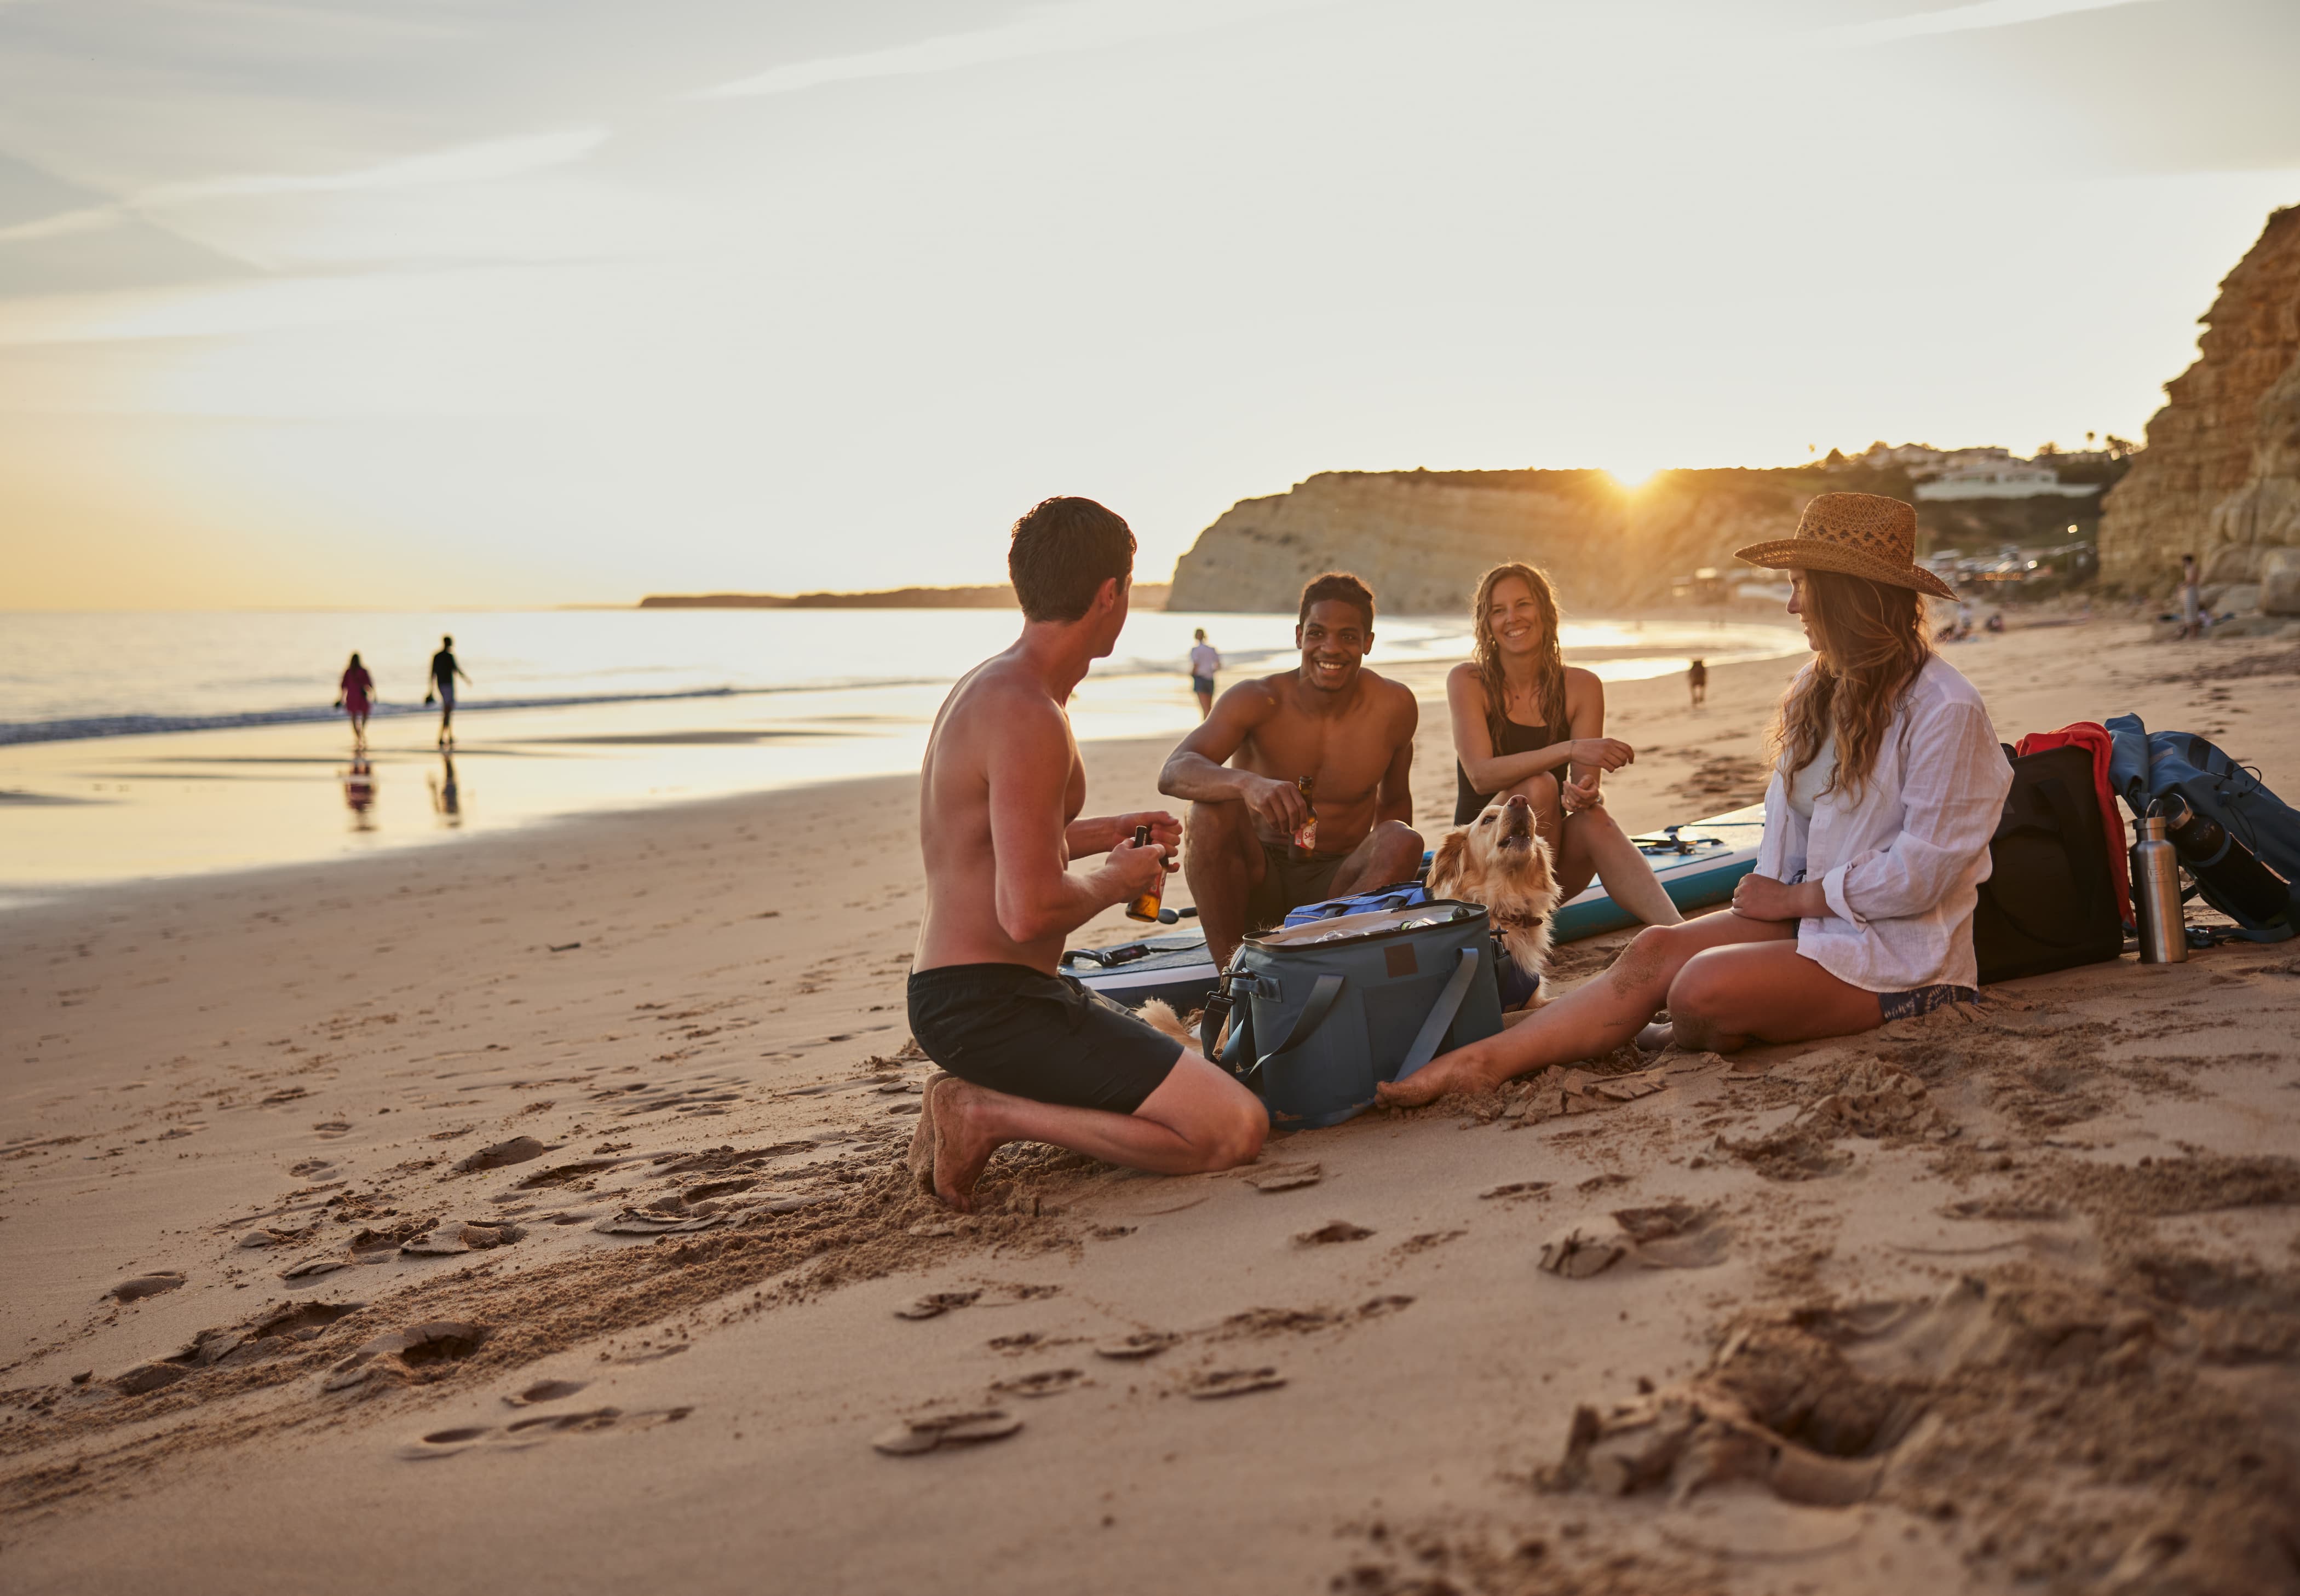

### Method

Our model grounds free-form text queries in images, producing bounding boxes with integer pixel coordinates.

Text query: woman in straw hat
[1381,494,2010,1105]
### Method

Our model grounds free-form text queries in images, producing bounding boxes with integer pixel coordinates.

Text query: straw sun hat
[1734,493,1956,601]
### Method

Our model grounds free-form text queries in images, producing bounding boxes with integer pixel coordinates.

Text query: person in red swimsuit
[336,652,375,749]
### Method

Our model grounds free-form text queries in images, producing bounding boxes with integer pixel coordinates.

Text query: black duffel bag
[1973,742,2125,984]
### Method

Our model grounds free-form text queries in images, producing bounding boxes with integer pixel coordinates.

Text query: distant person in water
[1687,657,1707,711]
[1188,628,1221,717]
[335,652,375,749]
[425,635,472,747]
[1448,563,1682,934]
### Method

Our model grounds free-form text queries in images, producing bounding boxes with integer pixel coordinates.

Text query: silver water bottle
[2130,809,2187,964]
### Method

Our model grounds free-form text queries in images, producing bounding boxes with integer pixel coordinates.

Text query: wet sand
[3,615,2297,1595]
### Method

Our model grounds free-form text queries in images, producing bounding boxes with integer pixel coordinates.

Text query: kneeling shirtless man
[909,497,1268,1212]
[1160,572,1425,971]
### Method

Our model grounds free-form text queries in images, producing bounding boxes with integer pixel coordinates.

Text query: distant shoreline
[638,583,1173,610]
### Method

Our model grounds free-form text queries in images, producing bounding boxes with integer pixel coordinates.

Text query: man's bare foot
[929,1078,1008,1213]
[1375,1046,1512,1108]
[905,1071,949,1194]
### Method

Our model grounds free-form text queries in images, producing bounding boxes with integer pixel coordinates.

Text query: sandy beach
[4,614,2298,1595]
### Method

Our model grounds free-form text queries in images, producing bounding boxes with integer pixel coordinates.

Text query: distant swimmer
[1188,628,1221,718]
[425,635,472,747]
[1688,656,1707,711]
[335,652,375,748]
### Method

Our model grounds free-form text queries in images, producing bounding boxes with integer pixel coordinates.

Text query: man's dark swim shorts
[1244,840,1346,934]
[907,964,1183,1115]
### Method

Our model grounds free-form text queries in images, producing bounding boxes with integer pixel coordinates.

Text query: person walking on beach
[1160,573,1427,972]
[425,635,471,747]
[1382,494,2010,1107]
[334,652,375,750]
[1447,563,1683,937]
[1188,629,1221,717]
[1687,656,1707,711]
[906,497,1267,1213]
[2178,552,2203,639]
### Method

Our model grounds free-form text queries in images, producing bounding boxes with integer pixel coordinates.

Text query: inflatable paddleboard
[1550,803,1767,943]
[1062,931,1221,1013]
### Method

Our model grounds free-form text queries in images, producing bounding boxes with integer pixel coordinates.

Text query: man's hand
[1240,774,1309,835]
[1569,737,1635,771]
[1561,772,1604,813]
[1731,873,1823,922]
[1110,810,1182,860]
[1107,832,1171,897]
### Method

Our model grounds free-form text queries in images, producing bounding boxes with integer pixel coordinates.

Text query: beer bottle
[1125,823,1165,923]
[1292,777,1318,854]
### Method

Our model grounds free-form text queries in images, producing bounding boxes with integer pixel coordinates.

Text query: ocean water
[0,608,1803,898]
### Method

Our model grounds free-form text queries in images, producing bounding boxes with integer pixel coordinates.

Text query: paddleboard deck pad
[1062,932,1221,1015]
[1551,803,1766,943]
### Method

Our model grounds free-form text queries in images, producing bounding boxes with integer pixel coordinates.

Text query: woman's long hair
[347,652,363,670]
[1769,569,1933,801]
[1470,563,1567,750]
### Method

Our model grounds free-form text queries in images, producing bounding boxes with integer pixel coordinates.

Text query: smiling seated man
[1159,572,1425,972]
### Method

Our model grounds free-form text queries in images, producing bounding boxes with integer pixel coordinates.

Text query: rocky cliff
[1166,468,1816,615]
[2100,206,2300,602]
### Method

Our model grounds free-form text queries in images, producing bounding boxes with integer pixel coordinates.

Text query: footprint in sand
[505,1379,589,1407]
[110,1271,185,1302]
[871,1409,1022,1456]
[452,1136,551,1175]
[1293,1222,1375,1247]
[1183,1367,1286,1399]
[312,1121,353,1140]
[1094,1332,1181,1361]
[324,1321,492,1391]
[1479,1181,1553,1201]
[895,1290,982,1321]
[990,1368,1084,1399]
[1243,1163,1323,1193]
[400,1406,691,1461]
[1539,1205,1730,1278]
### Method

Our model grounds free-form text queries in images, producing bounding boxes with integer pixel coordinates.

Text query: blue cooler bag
[1197,900,1504,1130]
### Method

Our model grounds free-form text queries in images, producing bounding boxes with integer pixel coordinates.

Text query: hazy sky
[2,0,2296,608]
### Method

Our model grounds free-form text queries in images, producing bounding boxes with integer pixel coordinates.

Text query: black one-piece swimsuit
[1453,718,1569,825]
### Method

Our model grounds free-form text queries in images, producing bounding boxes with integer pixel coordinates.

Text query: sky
[1,0,2296,609]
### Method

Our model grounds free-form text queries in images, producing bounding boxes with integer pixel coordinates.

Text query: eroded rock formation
[2100,205,2300,602]
[1167,469,1810,615]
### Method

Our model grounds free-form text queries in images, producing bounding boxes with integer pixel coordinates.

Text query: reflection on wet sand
[428,751,462,827]
[341,758,376,830]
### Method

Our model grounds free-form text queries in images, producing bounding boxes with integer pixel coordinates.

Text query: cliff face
[1166,469,1813,616]
[2100,206,2300,597]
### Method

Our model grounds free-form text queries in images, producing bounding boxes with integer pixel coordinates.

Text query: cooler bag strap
[1392,945,1481,1085]
[1257,975,1347,1068]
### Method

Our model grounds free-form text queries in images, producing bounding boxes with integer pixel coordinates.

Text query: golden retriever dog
[1427,792,1559,1009]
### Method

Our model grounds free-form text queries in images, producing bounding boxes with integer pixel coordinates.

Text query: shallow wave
[0,686,775,746]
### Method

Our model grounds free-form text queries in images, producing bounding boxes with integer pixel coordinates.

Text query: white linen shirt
[1754,654,2011,993]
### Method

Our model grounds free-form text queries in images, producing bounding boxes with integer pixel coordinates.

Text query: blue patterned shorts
[1877,983,1977,1021]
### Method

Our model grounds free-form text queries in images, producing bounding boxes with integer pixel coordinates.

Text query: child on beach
[1688,657,1707,710]
[1188,629,1220,717]
[335,652,375,749]
[1381,494,2010,1105]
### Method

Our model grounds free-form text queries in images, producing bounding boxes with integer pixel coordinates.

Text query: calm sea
[0,608,1802,898]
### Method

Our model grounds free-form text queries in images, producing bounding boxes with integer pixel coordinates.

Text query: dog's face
[1429,794,1558,975]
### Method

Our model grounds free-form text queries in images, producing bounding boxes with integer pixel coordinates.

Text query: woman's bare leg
[927,1051,1267,1212]
[1377,913,1795,1104]
[1664,941,1883,1052]
[1557,805,1684,927]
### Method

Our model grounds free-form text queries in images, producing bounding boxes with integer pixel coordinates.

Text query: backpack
[1280,880,1433,927]
[1972,742,2127,983]
[2105,715,2300,939]
[2013,722,2132,926]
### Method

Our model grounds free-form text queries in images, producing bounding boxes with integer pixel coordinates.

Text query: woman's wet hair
[1770,569,1932,802]
[1469,563,1567,750]
[1008,497,1136,623]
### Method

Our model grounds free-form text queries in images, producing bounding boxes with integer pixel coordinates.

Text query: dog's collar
[1490,911,1546,937]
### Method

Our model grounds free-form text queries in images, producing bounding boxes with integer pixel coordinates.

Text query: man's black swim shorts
[907,963,1185,1115]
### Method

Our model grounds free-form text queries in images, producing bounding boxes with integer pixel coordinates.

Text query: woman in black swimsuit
[1446,563,1682,924]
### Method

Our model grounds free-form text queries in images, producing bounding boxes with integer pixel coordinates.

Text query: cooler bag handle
[1256,975,1347,1073]
[1391,945,1482,1085]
